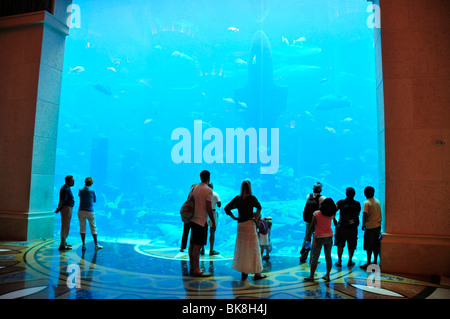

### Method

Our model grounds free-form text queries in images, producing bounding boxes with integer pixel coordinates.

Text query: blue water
[54,0,379,257]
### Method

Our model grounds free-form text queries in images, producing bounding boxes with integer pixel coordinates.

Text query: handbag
[180,195,195,223]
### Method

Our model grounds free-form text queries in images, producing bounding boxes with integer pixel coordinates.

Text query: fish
[144,119,153,124]
[235,58,247,67]
[281,36,289,46]
[68,66,85,74]
[293,36,306,45]
[234,30,288,128]
[315,94,351,110]
[223,97,235,104]
[107,67,117,72]
[227,27,239,32]
[237,101,248,109]
[103,193,123,209]
[93,83,112,96]
[171,51,196,62]
[325,126,336,134]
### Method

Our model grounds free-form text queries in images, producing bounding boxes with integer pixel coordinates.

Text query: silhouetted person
[55,175,75,251]
[334,187,361,267]
[78,177,102,251]
[189,171,215,277]
[300,182,325,263]
[360,186,382,270]
[180,184,197,252]
[304,198,337,282]
[225,180,266,281]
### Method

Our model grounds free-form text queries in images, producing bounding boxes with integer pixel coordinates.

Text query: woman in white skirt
[225,180,266,281]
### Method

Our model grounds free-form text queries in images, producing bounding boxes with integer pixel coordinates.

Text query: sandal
[253,274,267,280]
[192,271,211,277]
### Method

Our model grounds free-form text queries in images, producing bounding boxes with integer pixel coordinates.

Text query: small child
[257,216,273,260]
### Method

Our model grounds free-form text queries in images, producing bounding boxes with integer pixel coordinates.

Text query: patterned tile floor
[1,237,449,301]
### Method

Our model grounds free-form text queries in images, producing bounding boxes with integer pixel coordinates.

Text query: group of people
[182,172,382,283]
[56,171,382,283]
[300,182,382,282]
[55,175,102,252]
[182,170,271,280]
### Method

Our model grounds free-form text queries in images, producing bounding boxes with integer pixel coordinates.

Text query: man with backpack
[300,182,325,263]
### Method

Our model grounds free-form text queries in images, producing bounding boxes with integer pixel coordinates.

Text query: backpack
[303,193,321,223]
[180,186,196,223]
[256,218,269,235]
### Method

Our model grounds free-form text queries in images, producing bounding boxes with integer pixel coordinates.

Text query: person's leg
[348,248,355,265]
[300,223,311,262]
[336,246,343,266]
[60,206,72,249]
[373,227,381,264]
[323,237,333,281]
[78,210,86,249]
[305,239,322,281]
[80,233,86,246]
[181,223,190,251]
[189,223,210,277]
[87,212,102,250]
[209,227,217,254]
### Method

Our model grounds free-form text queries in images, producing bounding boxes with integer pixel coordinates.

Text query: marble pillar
[0,1,72,240]
[377,0,450,275]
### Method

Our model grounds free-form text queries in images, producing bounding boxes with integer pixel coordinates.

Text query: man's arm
[206,200,215,228]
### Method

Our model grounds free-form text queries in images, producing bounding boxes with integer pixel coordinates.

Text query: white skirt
[232,220,263,274]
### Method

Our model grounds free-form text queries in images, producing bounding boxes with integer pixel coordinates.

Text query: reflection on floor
[1,237,449,300]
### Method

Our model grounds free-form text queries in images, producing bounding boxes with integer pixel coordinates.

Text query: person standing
[207,182,221,256]
[300,182,325,263]
[334,187,361,267]
[180,184,197,252]
[304,198,337,282]
[55,175,75,251]
[189,171,215,277]
[225,180,266,281]
[360,186,382,270]
[78,177,102,251]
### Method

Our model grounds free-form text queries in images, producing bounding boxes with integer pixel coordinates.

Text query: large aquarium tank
[54,0,379,257]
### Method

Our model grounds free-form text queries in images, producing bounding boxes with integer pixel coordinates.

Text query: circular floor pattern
[0,239,449,300]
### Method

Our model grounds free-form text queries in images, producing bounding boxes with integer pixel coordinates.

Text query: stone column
[0,1,72,240]
[377,0,450,275]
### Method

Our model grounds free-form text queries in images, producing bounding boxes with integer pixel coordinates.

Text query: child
[257,216,273,260]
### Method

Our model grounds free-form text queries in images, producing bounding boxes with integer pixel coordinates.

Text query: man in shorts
[360,186,382,270]
[189,170,215,277]
[334,187,361,267]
